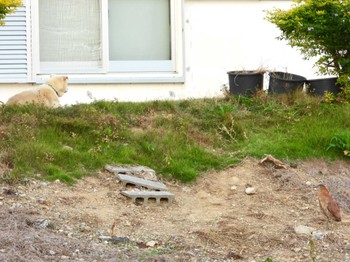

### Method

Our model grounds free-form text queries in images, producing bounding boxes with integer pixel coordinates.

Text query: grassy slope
[0,93,349,184]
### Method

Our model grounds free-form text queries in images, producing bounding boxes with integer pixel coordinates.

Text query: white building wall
[0,0,320,105]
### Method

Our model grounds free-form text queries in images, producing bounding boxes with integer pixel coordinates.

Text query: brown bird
[315,184,341,227]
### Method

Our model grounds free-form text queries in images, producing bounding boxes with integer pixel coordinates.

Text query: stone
[62,145,73,151]
[98,236,112,241]
[245,187,256,195]
[312,231,326,240]
[110,236,129,244]
[292,247,301,253]
[38,198,52,206]
[36,219,51,229]
[146,240,158,247]
[294,225,314,236]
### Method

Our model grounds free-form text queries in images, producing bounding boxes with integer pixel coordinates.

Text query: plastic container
[268,72,306,94]
[306,77,340,96]
[227,71,264,96]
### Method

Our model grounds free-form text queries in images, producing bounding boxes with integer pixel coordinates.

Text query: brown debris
[259,154,289,169]
[2,186,16,195]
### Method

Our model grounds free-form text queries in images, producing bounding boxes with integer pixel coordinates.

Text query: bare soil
[1,158,350,262]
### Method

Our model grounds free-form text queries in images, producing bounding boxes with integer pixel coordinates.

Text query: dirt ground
[1,157,350,262]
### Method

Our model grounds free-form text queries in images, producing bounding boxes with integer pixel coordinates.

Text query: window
[109,0,172,72]
[35,0,182,78]
[39,0,102,72]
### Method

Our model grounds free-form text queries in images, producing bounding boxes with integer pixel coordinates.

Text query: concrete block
[121,190,175,205]
[105,164,156,177]
[116,173,167,191]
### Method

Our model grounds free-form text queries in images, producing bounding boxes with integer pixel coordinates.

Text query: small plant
[327,133,350,157]
[323,91,337,104]
[309,239,317,262]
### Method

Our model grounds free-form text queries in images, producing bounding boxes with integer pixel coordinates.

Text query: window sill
[35,72,185,84]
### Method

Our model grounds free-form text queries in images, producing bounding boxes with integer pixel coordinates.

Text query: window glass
[39,0,101,70]
[38,0,173,73]
[108,0,171,61]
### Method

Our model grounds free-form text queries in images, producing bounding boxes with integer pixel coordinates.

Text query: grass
[0,91,349,184]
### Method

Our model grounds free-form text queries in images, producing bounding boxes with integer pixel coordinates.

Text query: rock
[78,223,91,233]
[146,240,158,247]
[98,236,112,242]
[10,203,22,209]
[290,162,298,168]
[294,225,314,236]
[110,236,129,244]
[230,185,237,191]
[37,198,52,206]
[62,145,73,151]
[245,187,255,195]
[312,230,326,240]
[36,219,52,229]
[292,247,301,253]
[48,250,56,255]
[40,182,49,188]
[17,191,26,197]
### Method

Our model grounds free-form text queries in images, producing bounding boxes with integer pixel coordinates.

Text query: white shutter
[0,6,28,83]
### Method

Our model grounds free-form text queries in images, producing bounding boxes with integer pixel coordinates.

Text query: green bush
[0,0,22,25]
[266,0,350,89]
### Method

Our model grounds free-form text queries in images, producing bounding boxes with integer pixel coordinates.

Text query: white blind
[108,0,171,61]
[0,6,27,82]
[39,0,101,63]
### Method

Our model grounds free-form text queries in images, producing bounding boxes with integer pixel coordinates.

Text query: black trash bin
[268,72,306,94]
[227,71,264,96]
[306,77,341,96]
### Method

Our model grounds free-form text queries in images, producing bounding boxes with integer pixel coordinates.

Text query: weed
[310,239,317,262]
[327,133,350,157]
[139,247,175,261]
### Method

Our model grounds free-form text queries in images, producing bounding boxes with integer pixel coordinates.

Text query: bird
[315,184,341,227]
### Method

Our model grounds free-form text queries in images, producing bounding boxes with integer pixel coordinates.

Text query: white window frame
[31,0,184,83]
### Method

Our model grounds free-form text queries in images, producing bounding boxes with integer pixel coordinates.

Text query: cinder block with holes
[105,164,156,176]
[116,173,167,191]
[121,190,175,205]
